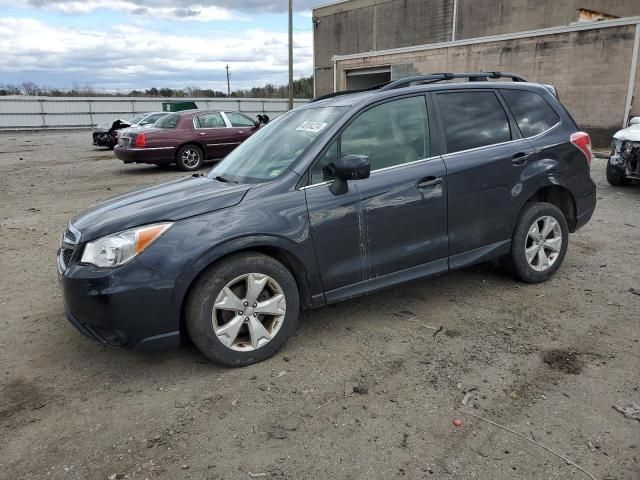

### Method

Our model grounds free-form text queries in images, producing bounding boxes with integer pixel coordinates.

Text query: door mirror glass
[329,155,370,195]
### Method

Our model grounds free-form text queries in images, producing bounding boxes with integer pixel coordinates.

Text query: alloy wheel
[212,273,286,351]
[525,215,562,272]
[181,148,201,168]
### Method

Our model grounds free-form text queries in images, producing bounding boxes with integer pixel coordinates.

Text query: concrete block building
[312,0,640,145]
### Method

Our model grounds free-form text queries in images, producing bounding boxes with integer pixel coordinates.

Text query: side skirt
[324,258,448,304]
[448,239,511,271]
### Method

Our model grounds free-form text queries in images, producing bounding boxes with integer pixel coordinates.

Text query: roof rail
[379,72,528,91]
[311,82,388,103]
[310,72,529,102]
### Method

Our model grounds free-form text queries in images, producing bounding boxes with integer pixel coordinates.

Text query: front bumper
[114,145,175,164]
[59,255,187,351]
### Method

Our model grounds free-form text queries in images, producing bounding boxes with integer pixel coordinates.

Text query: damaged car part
[92,112,167,150]
[608,117,640,186]
[92,119,132,150]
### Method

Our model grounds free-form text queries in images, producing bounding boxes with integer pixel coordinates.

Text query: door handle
[511,151,532,166]
[417,176,442,189]
[198,132,206,136]
[236,131,245,134]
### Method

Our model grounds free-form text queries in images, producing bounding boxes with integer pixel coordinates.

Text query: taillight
[570,131,592,166]
[134,133,146,148]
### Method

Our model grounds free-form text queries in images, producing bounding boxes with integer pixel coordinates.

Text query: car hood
[613,124,640,142]
[71,176,252,242]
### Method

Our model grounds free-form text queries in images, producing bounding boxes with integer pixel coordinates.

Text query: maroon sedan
[114,109,260,171]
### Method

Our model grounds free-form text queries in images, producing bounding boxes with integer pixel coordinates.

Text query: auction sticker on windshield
[296,121,328,133]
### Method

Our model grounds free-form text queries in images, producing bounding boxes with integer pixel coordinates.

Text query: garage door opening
[345,67,391,90]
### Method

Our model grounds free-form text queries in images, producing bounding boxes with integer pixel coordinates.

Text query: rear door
[193,112,237,158]
[433,90,533,266]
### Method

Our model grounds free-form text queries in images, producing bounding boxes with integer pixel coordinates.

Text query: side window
[308,96,429,184]
[225,112,256,127]
[341,96,429,171]
[140,113,163,125]
[194,112,225,129]
[437,92,512,153]
[501,89,560,137]
[310,141,338,185]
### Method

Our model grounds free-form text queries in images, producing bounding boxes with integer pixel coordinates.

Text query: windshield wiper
[215,175,239,184]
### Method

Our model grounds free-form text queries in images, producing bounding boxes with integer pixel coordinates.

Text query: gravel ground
[0,129,639,480]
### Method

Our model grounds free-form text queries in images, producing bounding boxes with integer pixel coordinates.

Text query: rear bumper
[61,258,186,351]
[567,172,597,231]
[114,145,175,164]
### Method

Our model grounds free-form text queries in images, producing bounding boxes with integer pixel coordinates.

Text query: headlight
[81,222,173,268]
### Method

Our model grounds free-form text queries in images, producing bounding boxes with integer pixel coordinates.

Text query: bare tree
[21,81,39,96]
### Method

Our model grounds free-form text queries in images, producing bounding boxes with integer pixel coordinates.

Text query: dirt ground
[0,129,638,480]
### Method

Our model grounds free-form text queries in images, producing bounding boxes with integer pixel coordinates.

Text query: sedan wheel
[176,145,203,171]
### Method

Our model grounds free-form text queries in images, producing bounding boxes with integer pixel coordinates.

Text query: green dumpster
[162,101,198,112]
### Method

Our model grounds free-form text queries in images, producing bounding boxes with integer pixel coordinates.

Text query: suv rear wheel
[503,202,569,283]
[185,252,300,366]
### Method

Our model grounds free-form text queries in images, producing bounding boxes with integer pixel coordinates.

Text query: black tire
[502,202,569,284]
[185,252,300,367]
[606,158,630,186]
[176,144,203,171]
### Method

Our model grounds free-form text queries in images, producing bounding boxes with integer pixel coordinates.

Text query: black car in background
[59,72,596,366]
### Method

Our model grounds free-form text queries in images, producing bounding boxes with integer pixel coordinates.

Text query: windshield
[128,113,146,125]
[156,113,180,129]
[208,106,347,184]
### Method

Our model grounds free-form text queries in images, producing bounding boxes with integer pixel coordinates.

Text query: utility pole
[225,64,231,97]
[288,0,293,110]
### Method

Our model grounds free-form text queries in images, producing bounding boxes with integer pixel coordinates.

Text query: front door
[305,95,448,301]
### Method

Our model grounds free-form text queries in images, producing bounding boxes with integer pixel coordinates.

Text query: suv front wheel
[503,202,569,283]
[185,252,300,366]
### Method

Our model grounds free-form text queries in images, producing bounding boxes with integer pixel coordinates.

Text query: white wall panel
[0,97,309,129]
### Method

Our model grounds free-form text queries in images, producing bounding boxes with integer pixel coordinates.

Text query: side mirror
[256,114,270,126]
[328,155,370,196]
[629,117,640,126]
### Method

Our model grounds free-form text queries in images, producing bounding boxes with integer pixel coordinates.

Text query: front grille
[62,247,74,266]
[59,223,81,274]
[58,246,75,273]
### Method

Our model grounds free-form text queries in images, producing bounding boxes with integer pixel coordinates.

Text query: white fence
[0,97,309,129]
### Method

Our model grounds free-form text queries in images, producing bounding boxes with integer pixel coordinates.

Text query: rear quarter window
[155,113,180,129]
[436,91,512,153]
[501,89,560,137]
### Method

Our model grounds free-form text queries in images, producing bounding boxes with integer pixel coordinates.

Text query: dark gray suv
[58,72,597,366]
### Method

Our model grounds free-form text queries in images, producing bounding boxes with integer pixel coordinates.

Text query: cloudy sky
[0,0,327,92]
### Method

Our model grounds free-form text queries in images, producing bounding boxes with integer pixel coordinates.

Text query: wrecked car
[608,117,640,186]
[92,112,166,149]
